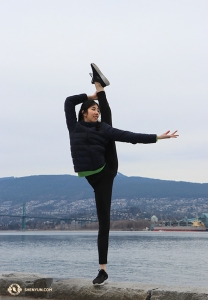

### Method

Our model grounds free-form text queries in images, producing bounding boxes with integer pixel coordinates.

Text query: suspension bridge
[0,202,97,230]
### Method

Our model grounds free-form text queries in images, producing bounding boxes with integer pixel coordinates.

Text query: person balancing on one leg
[64,63,179,285]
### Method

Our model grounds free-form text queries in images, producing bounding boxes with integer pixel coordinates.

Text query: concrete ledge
[0,273,208,300]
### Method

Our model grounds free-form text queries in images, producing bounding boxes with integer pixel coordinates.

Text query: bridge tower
[22,202,26,230]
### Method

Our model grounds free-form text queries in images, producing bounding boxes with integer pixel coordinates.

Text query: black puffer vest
[70,121,108,172]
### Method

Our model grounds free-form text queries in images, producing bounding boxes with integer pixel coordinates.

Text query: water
[0,231,208,288]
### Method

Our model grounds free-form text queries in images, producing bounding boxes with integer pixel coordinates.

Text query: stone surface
[0,296,54,300]
[0,273,208,300]
[151,290,208,300]
[50,278,148,300]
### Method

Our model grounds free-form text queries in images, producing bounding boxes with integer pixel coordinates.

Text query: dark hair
[78,100,100,121]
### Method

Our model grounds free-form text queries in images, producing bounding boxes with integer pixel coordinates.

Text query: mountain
[0,174,208,205]
[0,177,14,182]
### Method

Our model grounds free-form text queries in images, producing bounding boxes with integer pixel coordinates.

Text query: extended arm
[104,124,157,144]
[64,94,88,132]
[104,125,178,144]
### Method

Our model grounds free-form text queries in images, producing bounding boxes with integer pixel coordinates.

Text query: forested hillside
[0,174,207,204]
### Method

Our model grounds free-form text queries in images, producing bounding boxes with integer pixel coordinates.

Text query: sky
[0,0,207,183]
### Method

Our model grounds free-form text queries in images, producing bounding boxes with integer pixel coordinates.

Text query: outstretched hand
[158,130,179,140]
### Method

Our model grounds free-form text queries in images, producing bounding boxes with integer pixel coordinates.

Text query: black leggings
[86,91,118,264]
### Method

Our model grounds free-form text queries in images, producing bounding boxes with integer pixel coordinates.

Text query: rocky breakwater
[0,273,208,300]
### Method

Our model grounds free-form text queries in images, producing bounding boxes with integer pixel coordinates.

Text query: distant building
[200,213,208,229]
[151,215,158,223]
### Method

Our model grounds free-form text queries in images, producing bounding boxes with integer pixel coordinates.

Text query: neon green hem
[78,165,105,177]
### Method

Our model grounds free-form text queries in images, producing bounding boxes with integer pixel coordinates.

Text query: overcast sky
[0,0,207,183]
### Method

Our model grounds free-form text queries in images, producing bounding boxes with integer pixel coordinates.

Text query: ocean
[0,230,208,288]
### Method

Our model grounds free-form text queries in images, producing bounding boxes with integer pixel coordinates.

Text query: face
[83,105,100,122]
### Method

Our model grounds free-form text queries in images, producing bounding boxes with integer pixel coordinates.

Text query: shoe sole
[91,63,110,87]
[93,279,108,286]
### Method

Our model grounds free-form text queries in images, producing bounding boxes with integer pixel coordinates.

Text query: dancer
[64,63,178,285]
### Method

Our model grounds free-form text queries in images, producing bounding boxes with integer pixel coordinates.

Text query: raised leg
[95,86,118,176]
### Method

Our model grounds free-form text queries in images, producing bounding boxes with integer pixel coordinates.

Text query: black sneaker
[90,63,110,87]
[92,269,108,285]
